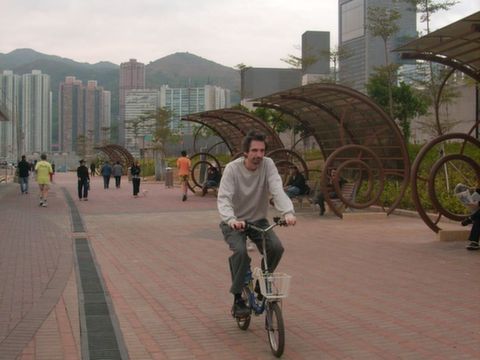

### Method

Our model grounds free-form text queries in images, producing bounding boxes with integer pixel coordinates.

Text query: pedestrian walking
[130,160,141,197]
[176,150,191,201]
[100,161,112,189]
[90,162,96,176]
[35,154,53,207]
[112,161,123,188]
[17,155,30,194]
[77,160,90,201]
[50,162,56,182]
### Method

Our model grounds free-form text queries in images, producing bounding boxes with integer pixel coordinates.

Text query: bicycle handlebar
[245,217,288,233]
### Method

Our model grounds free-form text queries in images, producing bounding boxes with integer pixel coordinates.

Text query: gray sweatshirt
[217,156,295,224]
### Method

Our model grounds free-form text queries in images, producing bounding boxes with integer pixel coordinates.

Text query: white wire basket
[252,267,292,299]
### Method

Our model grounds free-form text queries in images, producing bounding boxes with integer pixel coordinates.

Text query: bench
[292,178,318,208]
[327,182,359,214]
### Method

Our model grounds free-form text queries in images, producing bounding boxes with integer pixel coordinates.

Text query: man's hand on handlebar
[229,219,246,230]
[284,213,296,226]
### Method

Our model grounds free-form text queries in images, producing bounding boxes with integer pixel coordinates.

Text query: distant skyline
[3,0,478,69]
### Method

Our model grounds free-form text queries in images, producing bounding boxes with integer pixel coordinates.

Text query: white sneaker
[42,201,47,207]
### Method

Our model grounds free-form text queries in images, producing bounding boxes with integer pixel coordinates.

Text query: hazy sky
[3,0,478,68]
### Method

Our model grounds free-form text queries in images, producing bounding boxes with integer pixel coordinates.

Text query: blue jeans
[285,186,301,198]
[19,176,29,193]
[220,219,284,295]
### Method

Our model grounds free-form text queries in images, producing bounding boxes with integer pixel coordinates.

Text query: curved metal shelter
[254,83,410,216]
[182,109,284,156]
[395,11,480,233]
[182,109,311,193]
[94,144,135,171]
[394,11,480,83]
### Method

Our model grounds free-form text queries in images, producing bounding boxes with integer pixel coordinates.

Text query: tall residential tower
[22,70,52,154]
[119,59,145,145]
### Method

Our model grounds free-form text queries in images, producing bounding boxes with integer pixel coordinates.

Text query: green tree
[126,116,147,154]
[76,134,87,158]
[280,44,318,70]
[367,68,428,142]
[142,107,176,181]
[320,45,351,84]
[366,5,401,119]
[401,0,460,136]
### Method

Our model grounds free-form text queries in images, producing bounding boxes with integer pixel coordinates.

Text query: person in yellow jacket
[35,153,53,207]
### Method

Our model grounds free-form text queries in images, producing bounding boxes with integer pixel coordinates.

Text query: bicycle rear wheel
[236,287,251,330]
[266,301,285,357]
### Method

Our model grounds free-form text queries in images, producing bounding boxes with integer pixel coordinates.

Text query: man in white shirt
[217,131,296,318]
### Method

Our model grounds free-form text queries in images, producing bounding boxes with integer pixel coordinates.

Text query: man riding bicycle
[217,130,296,318]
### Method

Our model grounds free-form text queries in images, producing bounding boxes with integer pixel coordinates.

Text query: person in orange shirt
[176,150,191,201]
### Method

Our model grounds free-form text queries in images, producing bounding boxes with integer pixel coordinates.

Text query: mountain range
[0,48,241,121]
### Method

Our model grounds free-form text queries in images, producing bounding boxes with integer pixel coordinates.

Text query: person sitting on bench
[313,168,346,216]
[455,182,480,251]
[202,165,222,196]
[284,166,309,198]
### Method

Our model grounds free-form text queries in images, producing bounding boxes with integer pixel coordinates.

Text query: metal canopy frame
[254,83,410,216]
[182,109,284,155]
[94,144,135,169]
[394,11,480,82]
[395,11,480,233]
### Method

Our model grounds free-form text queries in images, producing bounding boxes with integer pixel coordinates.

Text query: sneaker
[461,217,472,226]
[466,241,479,250]
[39,199,44,206]
[232,299,250,318]
[41,201,47,207]
[182,194,187,201]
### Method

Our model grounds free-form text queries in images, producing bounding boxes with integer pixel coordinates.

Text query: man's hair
[40,153,47,160]
[21,155,26,160]
[242,130,267,153]
[181,150,187,157]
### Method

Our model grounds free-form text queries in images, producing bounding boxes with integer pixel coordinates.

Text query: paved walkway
[0,172,479,359]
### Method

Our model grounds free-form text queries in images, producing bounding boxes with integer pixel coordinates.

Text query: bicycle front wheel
[266,301,285,357]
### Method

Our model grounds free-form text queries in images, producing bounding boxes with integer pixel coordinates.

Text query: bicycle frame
[237,217,288,357]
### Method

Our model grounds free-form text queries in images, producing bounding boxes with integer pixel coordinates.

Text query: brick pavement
[0,172,479,359]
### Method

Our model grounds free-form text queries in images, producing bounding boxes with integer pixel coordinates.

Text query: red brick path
[0,172,479,359]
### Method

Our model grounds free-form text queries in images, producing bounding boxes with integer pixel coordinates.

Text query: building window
[341,0,364,42]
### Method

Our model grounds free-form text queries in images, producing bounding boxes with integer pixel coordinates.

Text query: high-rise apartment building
[59,76,83,153]
[59,77,111,153]
[338,0,416,91]
[84,80,111,150]
[119,59,145,145]
[0,71,22,160]
[22,70,52,154]
[160,85,231,133]
[124,89,161,156]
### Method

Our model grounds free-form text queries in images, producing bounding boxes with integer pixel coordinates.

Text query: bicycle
[234,217,292,358]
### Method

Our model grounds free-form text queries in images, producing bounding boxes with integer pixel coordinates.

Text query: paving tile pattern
[0,182,73,360]
[1,173,479,359]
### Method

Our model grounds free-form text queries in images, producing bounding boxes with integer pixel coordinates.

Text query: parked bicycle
[233,217,292,358]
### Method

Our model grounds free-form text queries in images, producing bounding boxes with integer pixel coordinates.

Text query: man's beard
[252,157,263,165]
